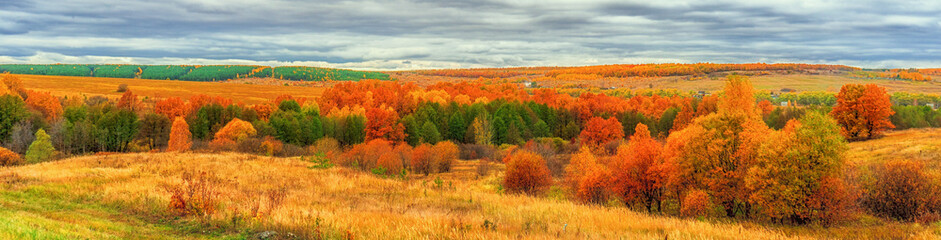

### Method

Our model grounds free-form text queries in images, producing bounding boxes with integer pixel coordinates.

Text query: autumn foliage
[167,117,192,152]
[579,117,624,147]
[210,118,256,150]
[25,91,62,122]
[864,159,940,221]
[564,147,609,204]
[502,150,552,195]
[0,147,22,166]
[830,84,895,140]
[610,124,666,212]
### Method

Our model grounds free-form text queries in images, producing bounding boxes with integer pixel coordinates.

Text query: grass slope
[0,141,939,239]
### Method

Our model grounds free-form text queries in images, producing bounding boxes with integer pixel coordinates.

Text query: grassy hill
[1,143,939,239]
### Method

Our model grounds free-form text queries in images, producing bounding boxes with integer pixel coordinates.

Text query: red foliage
[579,117,624,147]
[680,190,712,218]
[252,104,274,121]
[116,90,141,111]
[609,124,665,212]
[502,150,552,195]
[319,80,418,114]
[410,144,433,175]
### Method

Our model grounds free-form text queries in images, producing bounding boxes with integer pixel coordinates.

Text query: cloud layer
[1,0,940,70]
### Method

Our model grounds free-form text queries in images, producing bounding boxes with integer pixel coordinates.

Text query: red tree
[502,150,552,195]
[610,124,665,212]
[365,107,406,143]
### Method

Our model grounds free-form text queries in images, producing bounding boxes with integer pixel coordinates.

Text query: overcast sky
[0,0,940,70]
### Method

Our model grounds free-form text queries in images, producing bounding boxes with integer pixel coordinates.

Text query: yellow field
[650,74,941,94]
[12,74,325,104]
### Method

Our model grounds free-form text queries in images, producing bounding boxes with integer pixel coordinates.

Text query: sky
[0,0,940,70]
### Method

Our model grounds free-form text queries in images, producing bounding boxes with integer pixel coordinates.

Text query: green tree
[96,109,140,152]
[420,121,442,144]
[137,113,171,149]
[344,115,366,145]
[533,120,550,138]
[25,128,55,163]
[448,114,466,142]
[0,95,27,141]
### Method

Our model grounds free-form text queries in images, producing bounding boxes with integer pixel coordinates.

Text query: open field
[12,74,325,104]
[1,137,940,239]
[651,74,941,94]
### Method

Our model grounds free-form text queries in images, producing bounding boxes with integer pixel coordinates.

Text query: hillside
[1,143,939,239]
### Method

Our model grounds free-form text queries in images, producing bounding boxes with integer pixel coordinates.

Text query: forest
[0,64,390,82]
[1,71,939,229]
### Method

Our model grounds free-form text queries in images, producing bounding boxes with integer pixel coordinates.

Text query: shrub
[432,141,459,173]
[681,190,712,218]
[410,144,433,175]
[502,150,552,195]
[576,166,610,204]
[0,147,22,166]
[163,171,223,218]
[376,152,403,174]
[864,159,938,221]
[210,118,256,150]
[458,143,496,160]
[261,136,284,156]
[309,137,340,155]
[25,129,55,163]
[392,144,413,169]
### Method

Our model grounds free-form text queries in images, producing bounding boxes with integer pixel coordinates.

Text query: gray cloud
[0,0,940,69]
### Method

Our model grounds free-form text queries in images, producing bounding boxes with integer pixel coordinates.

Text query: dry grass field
[1,140,939,239]
[651,74,941,94]
[13,74,325,104]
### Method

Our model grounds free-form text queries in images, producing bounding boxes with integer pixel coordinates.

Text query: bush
[309,137,340,155]
[0,147,22,166]
[502,150,552,195]
[261,136,284,156]
[576,167,610,204]
[410,144,433,175]
[865,159,939,221]
[681,190,712,218]
[163,171,223,218]
[25,129,55,163]
[116,83,129,93]
[458,143,496,160]
[376,152,403,175]
[210,118,256,150]
[432,141,459,173]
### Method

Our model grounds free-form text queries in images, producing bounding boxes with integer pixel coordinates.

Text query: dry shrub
[163,171,224,218]
[376,152,403,174]
[280,143,308,157]
[392,144,412,169]
[117,83,129,93]
[236,138,265,154]
[864,159,940,221]
[261,136,284,156]
[209,138,237,152]
[476,160,493,177]
[0,147,23,166]
[309,137,340,155]
[336,139,392,170]
[502,150,552,195]
[459,143,496,160]
[809,177,858,225]
[681,189,712,218]
[411,144,433,175]
[432,141,459,173]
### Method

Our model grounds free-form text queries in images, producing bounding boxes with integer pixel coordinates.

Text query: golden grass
[3,130,941,239]
[653,74,941,94]
[0,153,831,239]
[13,74,325,104]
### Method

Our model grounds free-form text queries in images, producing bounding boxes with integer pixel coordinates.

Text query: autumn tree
[579,117,624,147]
[610,124,665,212]
[746,112,849,224]
[213,118,256,144]
[168,117,192,152]
[155,97,188,119]
[665,75,770,217]
[503,150,552,195]
[564,147,609,204]
[410,144,433,175]
[471,114,493,145]
[830,84,895,140]
[365,107,405,143]
[25,91,62,122]
[25,129,55,163]
[431,141,459,172]
[116,90,141,111]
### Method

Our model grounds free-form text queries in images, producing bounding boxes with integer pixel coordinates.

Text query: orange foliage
[431,141,459,173]
[252,104,274,121]
[579,117,624,147]
[610,124,665,212]
[25,90,62,122]
[376,152,403,174]
[155,97,188,119]
[0,147,23,166]
[830,84,895,140]
[546,63,856,79]
[410,144,433,175]
[211,118,256,149]
[502,150,552,195]
[365,107,406,143]
[564,147,609,204]
[680,190,712,218]
[167,117,192,152]
[757,100,773,116]
[319,80,418,114]
[116,90,141,111]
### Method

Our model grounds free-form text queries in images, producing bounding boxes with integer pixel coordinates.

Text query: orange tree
[579,116,624,147]
[503,150,552,195]
[610,123,666,212]
[168,117,192,152]
[830,84,894,140]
